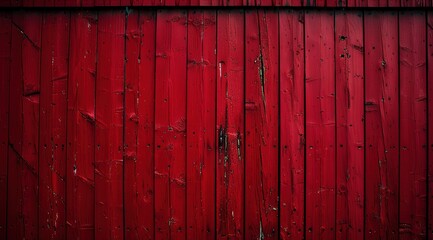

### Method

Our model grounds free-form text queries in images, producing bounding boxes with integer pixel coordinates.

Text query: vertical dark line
[425,9,429,240]
[122,7,128,240]
[37,12,44,240]
[277,9,281,240]
[362,9,366,240]
[152,9,157,240]
[303,8,307,240]
[333,9,337,240]
[5,12,12,240]
[94,10,99,240]
[397,10,401,240]
[242,9,246,240]
[184,9,188,240]
[64,10,72,240]
[214,9,218,240]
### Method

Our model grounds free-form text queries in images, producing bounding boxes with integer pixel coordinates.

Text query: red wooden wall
[0,8,432,240]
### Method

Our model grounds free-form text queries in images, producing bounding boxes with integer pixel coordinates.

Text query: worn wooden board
[305,10,336,240]
[0,12,10,240]
[186,9,217,240]
[154,10,187,240]
[335,11,364,240]
[124,9,156,240]
[398,11,427,240]
[279,9,305,240]
[245,9,279,240]
[364,10,399,240]
[94,11,124,239]
[428,11,433,240]
[66,11,97,239]
[216,9,245,239]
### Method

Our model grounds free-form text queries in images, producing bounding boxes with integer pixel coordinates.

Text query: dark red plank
[364,10,399,240]
[8,12,42,239]
[66,11,97,239]
[305,10,336,240]
[39,12,69,239]
[0,13,11,239]
[399,11,427,240]
[94,11,125,239]
[154,10,187,240]
[279,10,305,240]
[428,11,433,240]
[124,10,156,240]
[245,9,279,240]
[335,11,364,240]
[216,10,245,239]
[186,10,216,240]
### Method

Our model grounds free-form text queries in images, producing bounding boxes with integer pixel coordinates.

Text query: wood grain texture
[398,11,427,240]
[0,12,10,239]
[335,10,364,240]
[279,10,305,240]
[66,11,97,239]
[364,10,399,240]
[154,10,187,240]
[124,10,156,240]
[94,11,125,240]
[245,9,279,240]
[186,9,216,240]
[216,10,245,239]
[428,11,433,240]
[305,10,336,240]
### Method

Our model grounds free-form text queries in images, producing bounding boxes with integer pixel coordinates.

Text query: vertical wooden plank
[154,10,187,240]
[94,11,125,240]
[0,13,11,239]
[305,10,336,240]
[426,11,433,238]
[279,10,305,240]
[399,11,427,240]
[216,10,245,239]
[428,11,433,240]
[335,11,364,240]
[124,10,156,240]
[39,12,69,239]
[186,10,216,240]
[364,10,399,240]
[66,11,97,239]
[367,0,387,6]
[388,0,401,6]
[245,9,279,240]
[8,12,42,239]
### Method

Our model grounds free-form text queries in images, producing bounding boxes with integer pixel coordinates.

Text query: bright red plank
[399,11,427,240]
[124,10,156,240]
[428,12,433,240]
[216,10,245,239]
[279,10,305,240]
[94,11,125,240]
[8,12,42,239]
[66,11,97,239]
[305,10,336,240]
[335,11,364,240]
[39,12,69,239]
[186,10,216,240]
[0,13,11,239]
[364,11,399,240]
[245,9,279,240]
[154,10,187,240]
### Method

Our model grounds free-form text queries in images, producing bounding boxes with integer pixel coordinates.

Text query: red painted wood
[245,9,279,240]
[124,10,156,240]
[186,10,216,240]
[39,12,69,239]
[428,12,433,240]
[279,10,305,240]
[216,10,245,239]
[305,10,336,240]
[335,11,364,240]
[154,10,187,240]
[94,11,124,240]
[8,12,41,239]
[364,10,399,240]
[66,11,97,239]
[0,13,11,239]
[399,11,427,240]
